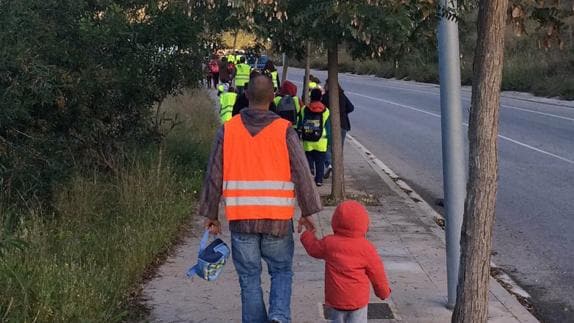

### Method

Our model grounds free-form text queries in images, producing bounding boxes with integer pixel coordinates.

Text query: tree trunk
[327,42,344,201]
[232,30,238,53]
[303,41,311,105]
[452,0,508,322]
[281,53,289,83]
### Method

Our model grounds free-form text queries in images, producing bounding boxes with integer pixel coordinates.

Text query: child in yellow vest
[300,88,330,186]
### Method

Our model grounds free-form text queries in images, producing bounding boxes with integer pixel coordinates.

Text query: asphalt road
[287,67,574,322]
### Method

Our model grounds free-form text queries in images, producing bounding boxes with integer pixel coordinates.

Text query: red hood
[332,200,369,238]
[280,81,298,97]
[307,101,326,113]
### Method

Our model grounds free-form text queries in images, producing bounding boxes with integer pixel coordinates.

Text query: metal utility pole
[437,0,466,309]
[303,42,311,104]
[281,53,289,83]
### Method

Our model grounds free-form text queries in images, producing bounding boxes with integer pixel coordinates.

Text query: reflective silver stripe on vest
[220,105,234,116]
[224,197,296,207]
[223,181,295,191]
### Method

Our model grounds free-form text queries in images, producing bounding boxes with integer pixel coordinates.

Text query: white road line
[458,97,574,122]
[372,83,439,96]
[354,82,574,122]
[498,104,574,122]
[293,76,574,119]
[349,92,442,118]
[497,135,574,165]
[345,91,574,165]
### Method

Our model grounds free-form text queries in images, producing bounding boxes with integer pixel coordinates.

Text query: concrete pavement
[141,137,538,322]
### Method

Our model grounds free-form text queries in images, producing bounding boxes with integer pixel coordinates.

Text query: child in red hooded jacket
[301,200,391,323]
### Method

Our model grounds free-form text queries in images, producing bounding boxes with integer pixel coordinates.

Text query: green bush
[502,49,574,99]
[0,0,207,210]
[354,60,385,75]
[0,90,218,322]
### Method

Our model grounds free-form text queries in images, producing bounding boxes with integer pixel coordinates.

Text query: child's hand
[298,216,316,233]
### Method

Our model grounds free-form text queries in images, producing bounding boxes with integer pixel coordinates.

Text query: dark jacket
[218,61,231,83]
[232,93,249,116]
[301,200,391,310]
[322,90,354,131]
[198,108,322,236]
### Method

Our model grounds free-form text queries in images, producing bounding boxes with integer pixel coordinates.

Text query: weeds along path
[0,90,218,322]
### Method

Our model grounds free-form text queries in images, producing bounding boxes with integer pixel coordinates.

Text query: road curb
[347,134,539,322]
[347,135,445,224]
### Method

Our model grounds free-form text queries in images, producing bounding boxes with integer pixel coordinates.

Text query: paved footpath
[141,137,539,323]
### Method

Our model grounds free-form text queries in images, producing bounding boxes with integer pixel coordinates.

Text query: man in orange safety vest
[198,75,321,323]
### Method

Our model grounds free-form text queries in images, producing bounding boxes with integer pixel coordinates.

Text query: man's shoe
[316,182,323,187]
[324,165,333,179]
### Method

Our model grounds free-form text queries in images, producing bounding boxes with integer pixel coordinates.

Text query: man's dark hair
[264,60,276,72]
[239,56,246,63]
[310,88,322,102]
[249,69,262,80]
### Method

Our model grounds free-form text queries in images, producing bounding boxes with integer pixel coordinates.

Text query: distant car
[255,55,269,70]
[246,54,257,67]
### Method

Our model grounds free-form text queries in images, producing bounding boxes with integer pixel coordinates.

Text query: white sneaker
[324,165,333,179]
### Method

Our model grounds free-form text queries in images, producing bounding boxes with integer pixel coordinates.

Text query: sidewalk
[141,136,539,322]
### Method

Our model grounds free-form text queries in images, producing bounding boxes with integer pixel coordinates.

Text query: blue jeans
[326,129,348,167]
[231,226,294,323]
[326,306,368,323]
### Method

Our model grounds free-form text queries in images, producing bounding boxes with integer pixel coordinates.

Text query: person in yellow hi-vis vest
[301,74,323,102]
[264,60,280,91]
[219,87,237,124]
[234,56,251,95]
[273,80,302,127]
[226,53,235,64]
[300,88,330,187]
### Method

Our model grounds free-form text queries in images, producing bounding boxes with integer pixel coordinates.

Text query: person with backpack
[208,55,220,89]
[218,57,231,85]
[302,75,323,103]
[273,80,302,127]
[227,59,236,83]
[300,88,330,187]
[219,87,237,124]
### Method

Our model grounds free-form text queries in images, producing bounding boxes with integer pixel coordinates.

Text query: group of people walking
[205,52,281,93]
[217,67,354,187]
[199,71,391,323]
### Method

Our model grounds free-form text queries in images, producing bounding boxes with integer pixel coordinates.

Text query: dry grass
[0,90,218,322]
[288,44,574,99]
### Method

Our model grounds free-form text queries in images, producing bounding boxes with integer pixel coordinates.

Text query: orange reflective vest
[223,115,295,221]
